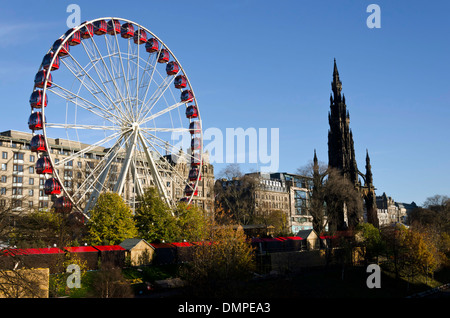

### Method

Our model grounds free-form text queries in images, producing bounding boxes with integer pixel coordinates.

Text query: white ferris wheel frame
[33,17,203,219]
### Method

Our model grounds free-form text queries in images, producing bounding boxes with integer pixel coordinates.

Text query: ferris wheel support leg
[137,131,173,212]
[114,129,139,195]
[83,135,124,215]
[130,160,145,204]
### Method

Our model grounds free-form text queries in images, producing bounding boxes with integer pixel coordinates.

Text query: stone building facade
[0,130,214,217]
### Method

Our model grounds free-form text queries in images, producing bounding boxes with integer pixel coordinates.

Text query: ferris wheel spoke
[80,39,132,121]
[62,49,131,121]
[79,132,130,208]
[137,53,158,116]
[33,18,201,214]
[139,132,195,198]
[141,129,195,160]
[45,123,119,131]
[138,101,185,126]
[58,56,128,125]
[137,75,176,122]
[140,127,190,133]
[110,31,135,120]
[86,33,135,120]
[47,83,120,125]
[51,130,123,168]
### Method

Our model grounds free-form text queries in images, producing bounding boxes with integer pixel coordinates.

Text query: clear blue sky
[0,0,449,205]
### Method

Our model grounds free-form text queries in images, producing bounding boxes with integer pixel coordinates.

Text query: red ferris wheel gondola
[145,38,159,53]
[166,61,179,76]
[191,152,201,166]
[28,112,45,130]
[189,121,201,135]
[42,52,60,71]
[186,105,198,119]
[189,167,201,181]
[157,49,170,63]
[80,22,94,39]
[184,184,198,197]
[174,75,187,89]
[134,29,147,44]
[65,28,81,46]
[181,90,194,102]
[35,156,53,174]
[54,196,73,214]
[44,177,61,195]
[121,22,134,39]
[107,19,121,35]
[93,20,107,35]
[34,70,52,88]
[30,134,47,152]
[29,90,47,108]
[52,39,70,57]
[191,137,201,150]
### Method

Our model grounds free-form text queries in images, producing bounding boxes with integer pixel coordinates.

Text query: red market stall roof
[64,246,98,253]
[149,242,175,249]
[171,242,193,247]
[191,241,212,246]
[2,247,64,256]
[93,245,126,251]
[278,236,303,241]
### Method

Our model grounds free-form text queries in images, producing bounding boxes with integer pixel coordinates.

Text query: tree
[355,223,384,264]
[323,168,363,232]
[87,192,138,245]
[298,158,328,235]
[134,187,209,243]
[9,209,73,248]
[173,202,209,242]
[181,221,256,298]
[89,261,134,298]
[214,168,257,225]
[382,224,439,281]
[409,194,450,234]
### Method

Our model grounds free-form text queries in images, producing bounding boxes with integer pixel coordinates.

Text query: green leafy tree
[173,202,209,242]
[87,192,138,245]
[355,223,384,264]
[134,188,179,243]
[134,187,209,243]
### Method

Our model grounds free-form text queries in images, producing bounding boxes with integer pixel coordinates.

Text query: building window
[13,153,24,160]
[29,178,34,185]
[0,188,6,195]
[30,155,35,162]
[13,165,23,172]
[1,163,6,170]
[1,176,6,183]
[29,189,34,196]
[12,188,23,195]
[29,166,34,174]
[2,152,7,159]
[28,201,33,208]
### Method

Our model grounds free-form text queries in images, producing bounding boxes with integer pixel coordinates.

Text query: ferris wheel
[27,17,203,219]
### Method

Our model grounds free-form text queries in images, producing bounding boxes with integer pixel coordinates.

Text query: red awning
[149,243,175,249]
[3,247,65,255]
[171,242,192,247]
[64,246,98,253]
